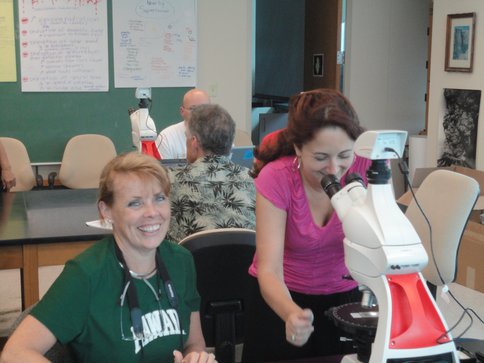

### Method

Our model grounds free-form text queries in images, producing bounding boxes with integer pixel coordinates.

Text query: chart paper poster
[0,0,17,82]
[18,0,108,92]
[113,0,197,88]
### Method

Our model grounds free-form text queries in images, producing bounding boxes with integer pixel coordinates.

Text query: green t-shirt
[32,236,200,363]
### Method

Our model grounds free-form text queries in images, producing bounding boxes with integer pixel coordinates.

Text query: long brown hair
[251,88,364,178]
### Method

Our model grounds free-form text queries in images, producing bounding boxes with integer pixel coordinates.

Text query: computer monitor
[252,112,288,146]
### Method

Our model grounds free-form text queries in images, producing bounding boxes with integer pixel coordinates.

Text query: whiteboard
[112,0,197,88]
[18,0,109,92]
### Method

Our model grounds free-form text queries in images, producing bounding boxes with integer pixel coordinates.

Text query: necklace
[128,266,157,279]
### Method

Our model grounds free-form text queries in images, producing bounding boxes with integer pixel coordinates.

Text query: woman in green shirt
[1,152,216,363]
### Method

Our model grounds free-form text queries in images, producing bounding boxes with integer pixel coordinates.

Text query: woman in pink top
[242,89,371,362]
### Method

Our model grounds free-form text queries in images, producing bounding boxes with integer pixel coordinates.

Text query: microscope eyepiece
[345,172,364,186]
[321,174,341,199]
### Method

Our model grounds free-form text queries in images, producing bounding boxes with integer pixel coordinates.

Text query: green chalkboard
[0,0,190,162]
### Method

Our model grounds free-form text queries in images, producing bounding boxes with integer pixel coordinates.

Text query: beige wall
[197,0,253,133]
[344,0,429,136]
[198,0,430,139]
[427,0,484,170]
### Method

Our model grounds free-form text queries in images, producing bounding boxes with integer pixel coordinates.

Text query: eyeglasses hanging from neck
[114,242,181,346]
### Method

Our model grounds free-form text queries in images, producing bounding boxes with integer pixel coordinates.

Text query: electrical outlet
[209,84,218,98]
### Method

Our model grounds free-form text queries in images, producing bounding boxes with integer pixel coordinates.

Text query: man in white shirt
[155,88,211,159]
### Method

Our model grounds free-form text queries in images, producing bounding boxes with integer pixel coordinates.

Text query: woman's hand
[1,168,16,191]
[173,350,217,363]
[285,308,314,346]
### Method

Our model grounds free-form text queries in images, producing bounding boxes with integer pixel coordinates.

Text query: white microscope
[128,87,161,160]
[322,130,459,363]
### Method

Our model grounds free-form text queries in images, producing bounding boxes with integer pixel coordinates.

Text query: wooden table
[0,189,110,309]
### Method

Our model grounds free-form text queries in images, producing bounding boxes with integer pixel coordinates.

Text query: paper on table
[85,220,112,230]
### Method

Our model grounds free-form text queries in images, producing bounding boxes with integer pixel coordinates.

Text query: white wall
[197,0,253,133]
[344,0,430,136]
[427,0,484,170]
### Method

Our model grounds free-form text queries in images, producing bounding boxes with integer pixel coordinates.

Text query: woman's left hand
[173,350,217,363]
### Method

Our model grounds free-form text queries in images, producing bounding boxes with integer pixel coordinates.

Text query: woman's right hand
[1,168,16,191]
[173,350,217,363]
[285,308,314,346]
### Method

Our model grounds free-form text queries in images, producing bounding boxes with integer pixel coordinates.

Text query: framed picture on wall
[437,88,480,168]
[445,12,476,72]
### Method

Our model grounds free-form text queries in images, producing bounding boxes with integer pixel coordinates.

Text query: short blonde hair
[98,152,171,208]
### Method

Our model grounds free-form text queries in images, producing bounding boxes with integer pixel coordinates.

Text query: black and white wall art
[438,88,481,168]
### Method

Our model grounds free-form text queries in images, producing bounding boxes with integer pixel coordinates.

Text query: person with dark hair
[1,152,216,363]
[242,89,372,362]
[167,104,255,242]
[0,140,16,191]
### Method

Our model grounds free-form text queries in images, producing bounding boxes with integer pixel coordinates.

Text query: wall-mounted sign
[313,54,324,77]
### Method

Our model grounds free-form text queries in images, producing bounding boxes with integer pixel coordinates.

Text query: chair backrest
[234,129,253,146]
[58,134,116,189]
[405,169,479,287]
[0,137,36,192]
[179,228,256,363]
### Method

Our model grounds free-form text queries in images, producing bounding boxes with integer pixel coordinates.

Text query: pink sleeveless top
[249,155,371,295]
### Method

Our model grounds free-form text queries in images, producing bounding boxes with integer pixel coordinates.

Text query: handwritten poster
[18,0,108,92]
[0,0,16,82]
[113,0,197,88]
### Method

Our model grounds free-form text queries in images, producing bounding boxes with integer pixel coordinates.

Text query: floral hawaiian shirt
[166,155,256,242]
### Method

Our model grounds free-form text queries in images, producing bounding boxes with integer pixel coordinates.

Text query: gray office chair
[0,137,37,192]
[234,129,253,147]
[405,169,482,359]
[7,303,76,362]
[405,169,479,294]
[58,134,116,189]
[179,228,256,363]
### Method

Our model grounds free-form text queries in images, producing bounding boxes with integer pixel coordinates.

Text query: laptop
[160,159,187,169]
[230,146,255,169]
[160,148,255,169]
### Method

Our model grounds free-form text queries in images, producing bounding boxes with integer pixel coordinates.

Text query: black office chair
[179,228,256,363]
